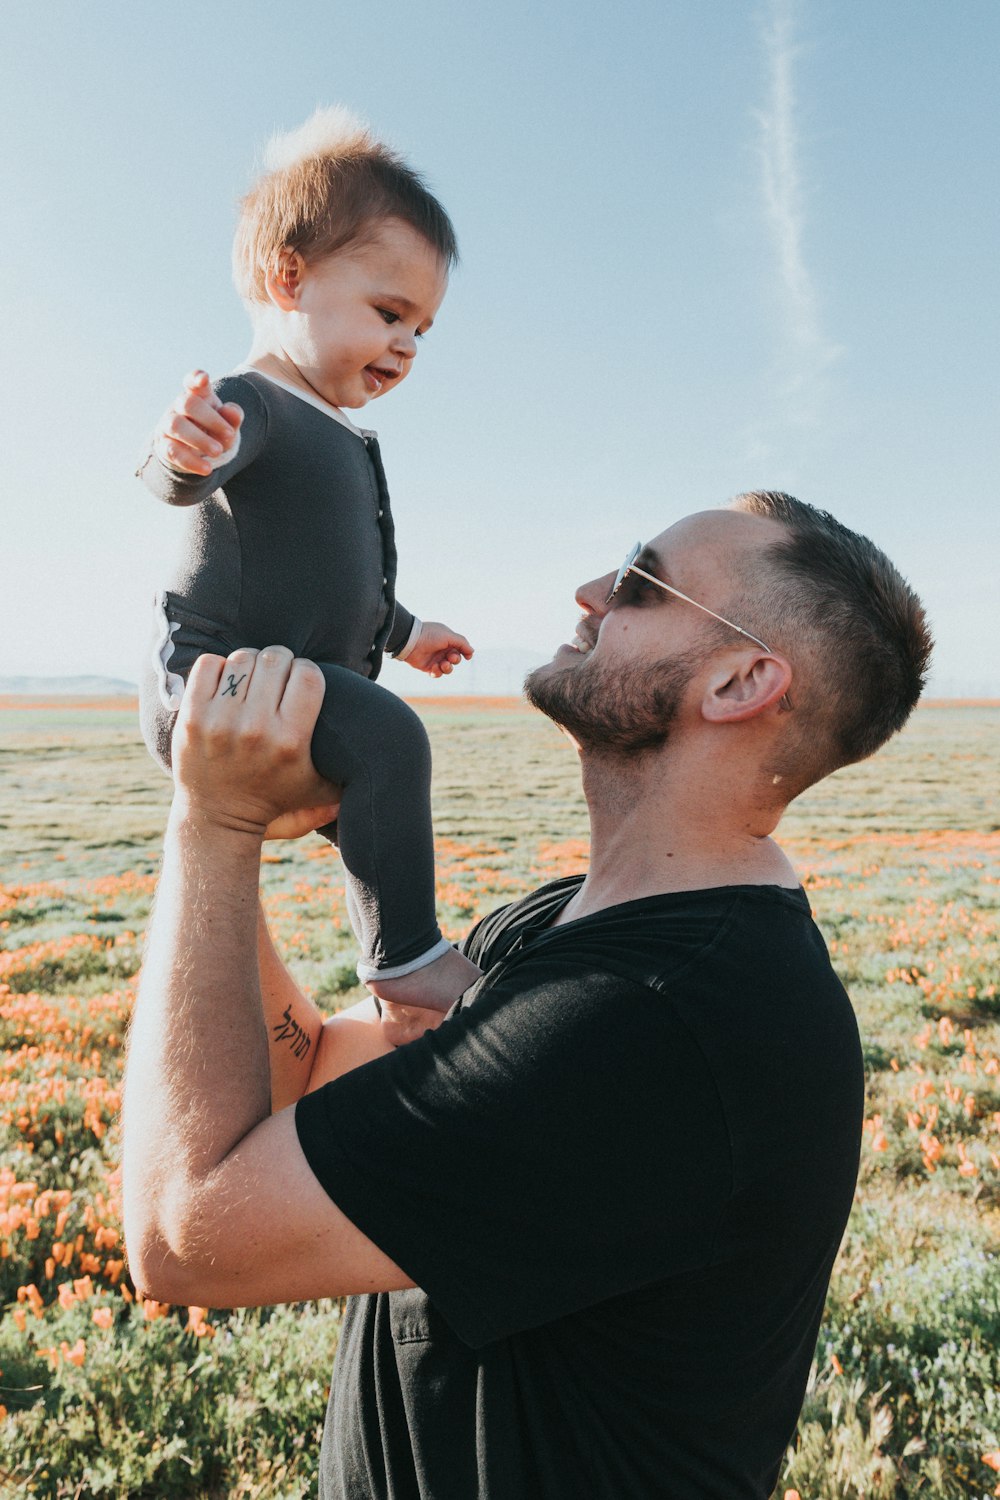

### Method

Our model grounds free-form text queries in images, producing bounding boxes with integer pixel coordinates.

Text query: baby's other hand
[153,370,243,476]
[405,622,474,678]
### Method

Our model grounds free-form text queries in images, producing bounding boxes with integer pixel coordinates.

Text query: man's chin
[524,651,694,757]
[523,656,601,746]
[523,657,576,715]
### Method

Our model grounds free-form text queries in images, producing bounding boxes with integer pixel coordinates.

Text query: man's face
[525,511,782,755]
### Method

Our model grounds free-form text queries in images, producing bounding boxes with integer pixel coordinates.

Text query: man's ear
[264,251,306,312]
[700,652,793,724]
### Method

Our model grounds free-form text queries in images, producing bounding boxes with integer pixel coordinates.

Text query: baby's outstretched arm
[402,621,474,679]
[154,370,244,476]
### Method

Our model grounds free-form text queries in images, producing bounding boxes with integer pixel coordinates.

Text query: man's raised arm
[122,647,414,1309]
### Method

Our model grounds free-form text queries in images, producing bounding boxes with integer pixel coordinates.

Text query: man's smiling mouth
[567,620,596,654]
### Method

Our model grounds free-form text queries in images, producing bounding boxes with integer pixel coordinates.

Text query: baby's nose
[391,327,418,358]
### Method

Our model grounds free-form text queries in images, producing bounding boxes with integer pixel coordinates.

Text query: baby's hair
[232,105,458,307]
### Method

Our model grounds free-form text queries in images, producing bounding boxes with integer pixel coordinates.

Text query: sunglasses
[607,542,774,653]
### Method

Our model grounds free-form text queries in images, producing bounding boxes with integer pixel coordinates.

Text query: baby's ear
[264,250,305,311]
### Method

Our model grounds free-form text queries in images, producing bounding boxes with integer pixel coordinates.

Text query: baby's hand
[404,622,474,678]
[153,370,243,476]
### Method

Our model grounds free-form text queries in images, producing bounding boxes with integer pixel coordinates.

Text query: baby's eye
[378,308,400,325]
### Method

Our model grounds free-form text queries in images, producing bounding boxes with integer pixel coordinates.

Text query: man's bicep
[293,965,732,1346]
[140,1107,415,1310]
[307,1001,395,1090]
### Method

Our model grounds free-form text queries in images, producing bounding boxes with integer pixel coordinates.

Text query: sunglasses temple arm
[628,566,772,654]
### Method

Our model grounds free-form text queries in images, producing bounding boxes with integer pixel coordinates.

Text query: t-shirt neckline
[533,874,810,933]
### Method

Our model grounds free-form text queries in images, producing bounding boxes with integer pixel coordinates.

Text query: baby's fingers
[155,415,222,475]
[182,370,218,407]
[175,386,241,445]
[445,632,473,660]
[217,402,244,433]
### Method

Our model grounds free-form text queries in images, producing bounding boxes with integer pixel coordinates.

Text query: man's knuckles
[254,646,294,672]
[290,659,327,702]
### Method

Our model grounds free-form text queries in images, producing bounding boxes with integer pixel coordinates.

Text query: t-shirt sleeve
[135,374,268,506]
[295,957,733,1348]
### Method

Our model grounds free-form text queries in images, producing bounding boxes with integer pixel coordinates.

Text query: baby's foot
[368,946,482,1014]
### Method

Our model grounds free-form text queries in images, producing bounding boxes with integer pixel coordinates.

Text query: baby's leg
[311,665,480,1012]
[139,594,236,774]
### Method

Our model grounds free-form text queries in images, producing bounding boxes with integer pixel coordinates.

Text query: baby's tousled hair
[232,105,458,307]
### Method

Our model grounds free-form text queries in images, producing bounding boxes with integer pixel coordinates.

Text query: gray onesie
[137,370,449,980]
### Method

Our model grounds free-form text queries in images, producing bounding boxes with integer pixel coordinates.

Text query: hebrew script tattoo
[221,672,247,698]
[273,1004,312,1060]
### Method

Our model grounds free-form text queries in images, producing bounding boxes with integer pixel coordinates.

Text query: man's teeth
[572,633,592,653]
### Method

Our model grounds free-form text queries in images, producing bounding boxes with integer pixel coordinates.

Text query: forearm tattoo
[272,1004,312,1060]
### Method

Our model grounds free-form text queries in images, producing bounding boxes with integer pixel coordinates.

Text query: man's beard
[524,649,700,756]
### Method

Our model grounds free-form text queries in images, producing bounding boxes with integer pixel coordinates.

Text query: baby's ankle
[367,947,482,1013]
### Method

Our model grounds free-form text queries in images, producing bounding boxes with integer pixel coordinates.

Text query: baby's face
[281,220,448,409]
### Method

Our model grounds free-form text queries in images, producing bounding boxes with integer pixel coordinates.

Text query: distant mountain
[0,675,138,696]
[0,649,551,701]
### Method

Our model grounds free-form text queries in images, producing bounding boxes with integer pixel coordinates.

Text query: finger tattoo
[221,672,248,698]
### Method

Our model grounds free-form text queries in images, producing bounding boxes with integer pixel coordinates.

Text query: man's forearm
[123,801,271,1279]
[257,903,325,1110]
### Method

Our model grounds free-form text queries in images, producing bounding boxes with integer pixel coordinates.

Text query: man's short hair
[728,491,933,786]
[232,106,459,308]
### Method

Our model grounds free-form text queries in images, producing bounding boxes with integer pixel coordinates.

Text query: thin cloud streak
[755,0,842,408]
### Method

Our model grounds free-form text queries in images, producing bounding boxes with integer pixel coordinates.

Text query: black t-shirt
[295,878,864,1499]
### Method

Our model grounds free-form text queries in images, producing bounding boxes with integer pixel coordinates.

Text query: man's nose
[575,571,616,615]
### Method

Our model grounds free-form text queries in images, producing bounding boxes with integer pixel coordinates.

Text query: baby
[137,108,480,1012]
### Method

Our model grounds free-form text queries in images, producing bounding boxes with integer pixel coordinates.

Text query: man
[123,492,932,1498]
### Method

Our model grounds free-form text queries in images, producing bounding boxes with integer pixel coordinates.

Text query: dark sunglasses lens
[608,544,641,602]
[615,572,645,605]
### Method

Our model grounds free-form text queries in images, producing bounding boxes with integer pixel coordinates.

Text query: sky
[1,0,998,697]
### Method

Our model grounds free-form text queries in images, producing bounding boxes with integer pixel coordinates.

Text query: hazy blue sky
[2,0,997,696]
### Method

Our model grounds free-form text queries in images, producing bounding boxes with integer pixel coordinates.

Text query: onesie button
[382,576,388,586]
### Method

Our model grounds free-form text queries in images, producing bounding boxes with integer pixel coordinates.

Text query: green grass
[1,697,998,1496]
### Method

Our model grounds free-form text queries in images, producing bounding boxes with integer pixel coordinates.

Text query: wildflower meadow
[1,695,998,1498]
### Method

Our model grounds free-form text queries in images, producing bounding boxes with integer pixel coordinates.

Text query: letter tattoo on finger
[221,672,247,699]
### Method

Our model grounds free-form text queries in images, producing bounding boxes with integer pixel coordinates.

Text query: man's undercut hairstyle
[233,106,459,308]
[729,491,933,784]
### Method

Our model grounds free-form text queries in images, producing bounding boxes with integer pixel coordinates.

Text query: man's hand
[153,369,243,477]
[404,621,473,678]
[377,998,449,1048]
[172,647,340,837]
[264,803,343,842]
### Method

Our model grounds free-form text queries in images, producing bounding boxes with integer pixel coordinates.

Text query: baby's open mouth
[366,365,399,391]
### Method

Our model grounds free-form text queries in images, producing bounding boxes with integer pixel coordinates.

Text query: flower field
[1,695,998,1497]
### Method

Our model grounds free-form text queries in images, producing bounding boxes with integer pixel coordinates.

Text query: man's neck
[553,745,799,926]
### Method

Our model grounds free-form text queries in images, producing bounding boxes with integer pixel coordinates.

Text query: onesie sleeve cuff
[390,612,422,660]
